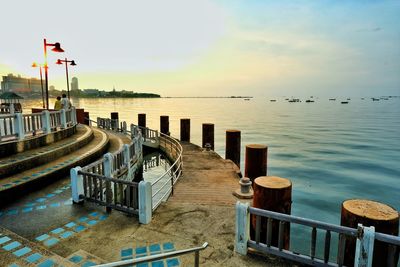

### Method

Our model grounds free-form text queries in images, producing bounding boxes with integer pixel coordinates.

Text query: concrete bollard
[340,199,399,266]
[138,113,146,128]
[202,123,214,150]
[111,112,119,130]
[252,176,292,249]
[84,112,90,126]
[244,144,268,182]
[180,118,190,142]
[160,115,169,135]
[226,130,241,167]
[233,177,253,199]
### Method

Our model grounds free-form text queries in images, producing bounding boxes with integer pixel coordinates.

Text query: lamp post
[31,62,45,108]
[43,38,64,109]
[56,58,76,99]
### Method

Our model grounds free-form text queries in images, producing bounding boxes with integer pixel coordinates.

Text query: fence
[0,108,77,142]
[235,202,400,266]
[71,123,143,216]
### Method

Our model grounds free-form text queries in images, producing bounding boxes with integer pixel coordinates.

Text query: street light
[56,58,77,99]
[43,38,64,109]
[31,62,45,108]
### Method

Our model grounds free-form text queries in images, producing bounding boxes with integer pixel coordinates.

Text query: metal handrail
[94,242,208,267]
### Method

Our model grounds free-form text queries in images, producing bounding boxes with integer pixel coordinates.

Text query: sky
[0,0,399,97]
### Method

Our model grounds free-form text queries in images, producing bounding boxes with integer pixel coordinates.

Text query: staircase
[0,124,109,206]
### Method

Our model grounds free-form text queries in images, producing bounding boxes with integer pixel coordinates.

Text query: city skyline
[0,0,399,97]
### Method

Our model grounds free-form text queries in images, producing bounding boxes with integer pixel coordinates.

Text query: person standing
[54,96,62,110]
[61,93,71,109]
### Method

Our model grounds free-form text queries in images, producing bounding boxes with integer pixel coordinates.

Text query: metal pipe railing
[93,242,208,267]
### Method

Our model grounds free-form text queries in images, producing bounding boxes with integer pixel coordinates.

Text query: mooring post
[138,113,146,128]
[202,123,214,150]
[180,118,190,142]
[139,180,152,224]
[226,129,241,167]
[82,111,89,126]
[70,166,84,203]
[235,201,250,255]
[111,112,119,131]
[160,115,169,135]
[244,144,268,182]
[340,199,399,266]
[252,176,292,248]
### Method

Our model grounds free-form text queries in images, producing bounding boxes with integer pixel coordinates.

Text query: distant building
[83,89,99,96]
[49,85,56,91]
[71,77,79,90]
[1,74,42,94]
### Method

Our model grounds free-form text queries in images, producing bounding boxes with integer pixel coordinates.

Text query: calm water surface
[24,96,400,254]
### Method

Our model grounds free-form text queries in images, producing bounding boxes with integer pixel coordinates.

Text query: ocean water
[23,96,400,255]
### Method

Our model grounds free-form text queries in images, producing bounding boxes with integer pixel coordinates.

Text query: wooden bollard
[160,115,169,135]
[111,112,119,130]
[225,130,241,167]
[138,113,146,128]
[252,176,292,248]
[180,118,190,142]
[341,199,399,266]
[245,144,268,182]
[202,123,214,150]
[83,112,90,125]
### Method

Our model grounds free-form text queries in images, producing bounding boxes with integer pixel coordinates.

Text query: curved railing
[0,108,77,142]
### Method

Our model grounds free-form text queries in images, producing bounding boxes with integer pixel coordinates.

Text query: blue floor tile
[65,222,76,228]
[13,247,31,257]
[50,228,64,234]
[22,207,33,213]
[35,234,50,241]
[82,261,96,267]
[89,212,99,217]
[49,203,61,207]
[6,209,18,215]
[25,252,43,263]
[79,216,89,222]
[149,244,161,254]
[37,205,47,210]
[36,198,46,202]
[0,236,11,244]
[99,215,108,221]
[69,255,83,263]
[3,241,21,251]
[44,237,59,247]
[136,246,147,255]
[166,258,180,267]
[162,243,175,251]
[74,225,86,232]
[60,231,74,239]
[121,248,133,257]
[37,259,56,267]
[151,261,164,267]
[87,220,98,226]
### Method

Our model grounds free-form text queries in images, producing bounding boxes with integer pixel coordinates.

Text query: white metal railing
[0,107,77,142]
[235,202,400,266]
[94,242,208,267]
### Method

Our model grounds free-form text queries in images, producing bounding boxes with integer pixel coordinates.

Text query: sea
[23,96,400,256]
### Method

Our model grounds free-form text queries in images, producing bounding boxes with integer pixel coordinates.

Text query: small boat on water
[361,98,365,100]
[341,101,349,104]
[329,98,336,101]
[305,100,314,103]
[347,98,351,100]
[372,98,380,101]
[270,99,276,102]
[244,98,250,101]
[288,98,301,103]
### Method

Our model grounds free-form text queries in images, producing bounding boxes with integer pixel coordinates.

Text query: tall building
[71,77,79,91]
[1,74,42,94]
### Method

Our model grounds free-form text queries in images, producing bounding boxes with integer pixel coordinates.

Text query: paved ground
[0,133,292,266]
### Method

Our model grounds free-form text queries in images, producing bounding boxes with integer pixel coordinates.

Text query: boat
[347,98,351,100]
[270,99,276,102]
[371,98,380,101]
[329,98,336,101]
[305,100,314,103]
[341,101,349,104]
[288,98,301,103]
[244,98,250,101]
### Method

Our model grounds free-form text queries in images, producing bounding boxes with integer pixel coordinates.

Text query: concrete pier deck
[0,134,290,266]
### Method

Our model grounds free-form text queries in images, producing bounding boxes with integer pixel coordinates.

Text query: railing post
[235,201,250,255]
[14,113,25,140]
[104,153,114,213]
[122,121,127,134]
[97,117,101,128]
[41,110,51,134]
[130,124,135,139]
[71,107,77,124]
[139,180,152,224]
[354,224,375,267]
[71,167,84,203]
[60,109,67,128]
[123,144,132,178]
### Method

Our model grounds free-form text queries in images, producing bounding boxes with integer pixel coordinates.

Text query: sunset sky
[0,0,399,96]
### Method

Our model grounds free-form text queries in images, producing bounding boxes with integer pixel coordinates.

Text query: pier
[0,110,399,266]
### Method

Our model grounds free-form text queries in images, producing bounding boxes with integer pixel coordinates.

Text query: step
[67,249,106,266]
[0,127,109,206]
[0,226,78,267]
[0,125,94,178]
